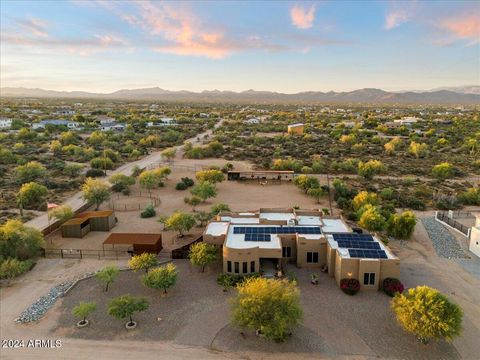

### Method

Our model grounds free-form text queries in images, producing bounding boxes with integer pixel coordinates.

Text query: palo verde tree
[0,220,44,260]
[391,285,463,344]
[107,295,150,328]
[14,161,46,184]
[81,177,111,210]
[165,211,196,237]
[357,160,385,180]
[195,169,225,184]
[161,148,176,162]
[72,301,97,326]
[188,242,217,272]
[16,182,48,215]
[386,211,417,240]
[142,263,178,294]
[109,174,135,193]
[95,265,119,292]
[358,205,386,232]
[432,162,454,181]
[128,253,159,273]
[232,277,303,342]
[184,196,202,211]
[190,181,217,203]
[48,205,74,222]
[211,203,230,216]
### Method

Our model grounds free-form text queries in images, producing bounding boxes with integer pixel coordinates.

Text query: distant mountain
[429,85,480,95]
[1,86,479,104]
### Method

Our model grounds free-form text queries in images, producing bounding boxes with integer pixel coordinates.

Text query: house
[227,170,295,181]
[393,116,421,126]
[95,115,116,125]
[469,213,480,258]
[203,208,400,291]
[160,117,177,125]
[287,123,304,135]
[199,113,210,118]
[244,118,260,125]
[32,119,81,130]
[54,109,76,116]
[0,117,12,129]
[101,122,125,132]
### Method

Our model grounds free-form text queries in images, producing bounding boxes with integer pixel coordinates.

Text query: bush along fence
[435,211,471,237]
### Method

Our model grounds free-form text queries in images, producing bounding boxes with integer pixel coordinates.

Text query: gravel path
[420,217,467,259]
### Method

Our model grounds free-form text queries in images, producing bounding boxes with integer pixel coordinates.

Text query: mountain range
[1,86,479,104]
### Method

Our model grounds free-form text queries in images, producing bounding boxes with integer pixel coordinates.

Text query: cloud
[384,1,418,30]
[439,14,480,45]
[13,17,49,37]
[290,4,316,29]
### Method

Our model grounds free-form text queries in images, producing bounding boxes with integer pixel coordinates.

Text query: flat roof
[205,222,229,236]
[327,234,396,260]
[225,226,282,250]
[62,217,89,226]
[259,212,296,222]
[321,219,350,233]
[103,233,161,245]
[76,211,113,218]
[288,123,304,127]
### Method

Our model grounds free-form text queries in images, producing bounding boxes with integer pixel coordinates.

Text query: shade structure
[103,233,162,254]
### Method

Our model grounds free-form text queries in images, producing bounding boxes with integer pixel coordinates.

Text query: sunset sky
[1,0,479,93]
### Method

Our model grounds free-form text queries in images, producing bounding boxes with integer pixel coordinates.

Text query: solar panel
[336,240,381,250]
[233,226,322,235]
[348,249,387,259]
[244,234,271,242]
[333,233,374,242]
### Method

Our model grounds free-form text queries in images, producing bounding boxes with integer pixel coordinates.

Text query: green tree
[195,169,225,184]
[72,301,97,325]
[109,174,135,192]
[387,211,417,239]
[188,242,217,272]
[142,263,178,293]
[82,177,111,210]
[48,205,74,222]
[107,295,150,327]
[190,181,217,203]
[128,253,159,273]
[64,163,84,178]
[87,131,106,146]
[90,157,114,170]
[184,196,202,211]
[16,182,48,215]
[14,161,46,184]
[211,203,230,215]
[0,220,44,260]
[165,212,196,237]
[293,175,320,193]
[232,277,303,342]
[96,265,119,292]
[358,160,385,180]
[358,205,386,231]
[432,162,454,181]
[307,187,326,203]
[0,258,33,280]
[194,211,213,227]
[391,285,463,344]
[161,148,176,162]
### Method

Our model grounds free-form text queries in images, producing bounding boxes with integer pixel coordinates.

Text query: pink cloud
[440,15,480,45]
[14,17,49,37]
[290,4,316,29]
[384,1,419,30]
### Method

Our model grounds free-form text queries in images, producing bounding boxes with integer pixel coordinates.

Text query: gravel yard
[420,217,467,259]
[53,260,460,359]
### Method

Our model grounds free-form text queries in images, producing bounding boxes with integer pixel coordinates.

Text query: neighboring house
[199,113,210,118]
[160,117,177,125]
[54,109,76,116]
[393,116,421,126]
[203,208,400,291]
[287,123,304,135]
[469,213,480,258]
[32,119,81,130]
[244,118,260,124]
[95,115,116,125]
[0,117,12,129]
[101,122,125,132]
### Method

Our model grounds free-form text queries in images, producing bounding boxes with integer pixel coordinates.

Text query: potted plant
[382,278,404,297]
[72,301,97,328]
[340,278,360,295]
[310,274,319,285]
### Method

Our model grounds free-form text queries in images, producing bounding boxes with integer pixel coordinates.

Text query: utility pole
[327,173,333,216]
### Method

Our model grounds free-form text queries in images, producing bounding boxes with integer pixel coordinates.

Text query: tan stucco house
[203,208,400,291]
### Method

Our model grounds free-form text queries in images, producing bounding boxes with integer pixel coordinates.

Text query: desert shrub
[404,197,427,211]
[140,204,156,218]
[434,194,460,210]
[181,177,195,187]
[340,278,360,295]
[0,258,33,280]
[175,181,188,190]
[458,187,480,206]
[383,278,404,297]
[85,168,105,178]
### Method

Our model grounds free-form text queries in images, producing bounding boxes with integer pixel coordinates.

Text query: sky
[1,0,479,93]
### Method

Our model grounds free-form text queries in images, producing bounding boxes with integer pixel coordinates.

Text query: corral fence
[108,191,161,211]
[43,248,132,260]
[146,161,210,172]
[435,211,471,237]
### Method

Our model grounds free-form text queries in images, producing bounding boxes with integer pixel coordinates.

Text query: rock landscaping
[421,217,467,259]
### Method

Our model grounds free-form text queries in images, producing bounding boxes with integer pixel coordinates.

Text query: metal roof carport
[103,233,162,255]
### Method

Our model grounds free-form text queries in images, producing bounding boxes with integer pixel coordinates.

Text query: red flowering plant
[340,278,360,296]
[382,278,404,297]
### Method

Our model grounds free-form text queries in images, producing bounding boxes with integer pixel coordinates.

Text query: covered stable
[61,210,116,238]
[227,170,295,181]
[103,233,162,255]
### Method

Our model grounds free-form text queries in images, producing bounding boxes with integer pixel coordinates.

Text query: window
[363,273,376,285]
[227,261,232,273]
[250,261,255,273]
[234,262,239,274]
[282,246,292,258]
[242,262,248,273]
[307,252,319,263]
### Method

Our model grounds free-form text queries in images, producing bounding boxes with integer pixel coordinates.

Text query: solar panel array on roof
[332,233,374,241]
[245,234,271,242]
[233,226,321,235]
[348,249,388,259]
[337,240,381,250]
